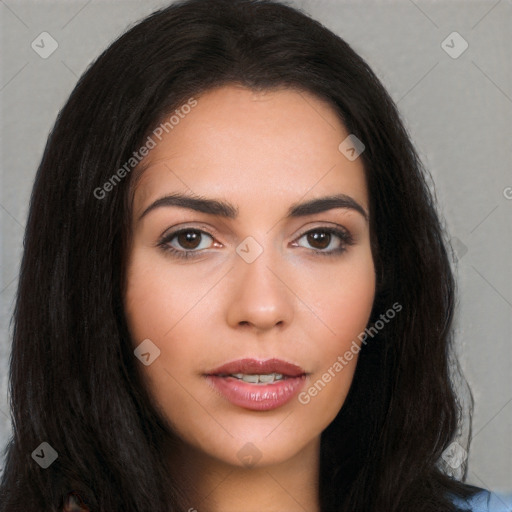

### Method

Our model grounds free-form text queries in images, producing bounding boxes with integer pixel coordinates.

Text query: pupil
[179,231,200,249]
[308,231,330,249]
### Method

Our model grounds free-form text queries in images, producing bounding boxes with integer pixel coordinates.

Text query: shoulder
[454,490,512,512]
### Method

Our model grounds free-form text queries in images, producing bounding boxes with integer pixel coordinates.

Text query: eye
[157,228,216,260]
[157,225,354,261]
[294,227,354,256]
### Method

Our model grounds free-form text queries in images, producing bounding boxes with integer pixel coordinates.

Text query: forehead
[131,84,368,217]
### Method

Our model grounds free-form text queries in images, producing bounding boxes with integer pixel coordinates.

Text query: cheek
[296,250,375,413]
[123,249,208,343]
[123,249,216,397]
[123,255,207,424]
[328,263,375,337]
[300,246,375,345]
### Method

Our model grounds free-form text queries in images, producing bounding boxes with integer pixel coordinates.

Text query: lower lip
[206,375,306,411]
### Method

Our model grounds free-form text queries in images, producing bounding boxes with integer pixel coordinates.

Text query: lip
[207,358,306,377]
[205,358,307,411]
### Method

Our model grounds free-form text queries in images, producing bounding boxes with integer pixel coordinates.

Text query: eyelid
[159,222,220,239]
[294,221,352,238]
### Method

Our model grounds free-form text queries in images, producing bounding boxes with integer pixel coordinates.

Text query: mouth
[205,358,307,411]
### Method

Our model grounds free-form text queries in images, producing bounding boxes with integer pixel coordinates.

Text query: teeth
[258,373,281,383]
[230,373,285,384]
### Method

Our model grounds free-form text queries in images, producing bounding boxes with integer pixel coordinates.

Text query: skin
[123,84,376,512]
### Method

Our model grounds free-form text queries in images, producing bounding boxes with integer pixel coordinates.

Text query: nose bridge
[226,234,293,329]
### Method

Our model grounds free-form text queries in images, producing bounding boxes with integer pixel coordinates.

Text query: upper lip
[207,358,306,377]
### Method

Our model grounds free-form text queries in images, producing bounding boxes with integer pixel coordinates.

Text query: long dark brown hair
[0,0,481,510]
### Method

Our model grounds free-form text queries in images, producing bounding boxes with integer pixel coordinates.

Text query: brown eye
[176,230,203,250]
[157,228,216,260]
[164,229,214,251]
[295,227,354,256]
[306,231,332,250]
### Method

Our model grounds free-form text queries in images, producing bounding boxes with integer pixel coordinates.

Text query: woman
[0,0,509,510]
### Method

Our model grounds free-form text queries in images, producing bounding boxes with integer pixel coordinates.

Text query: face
[123,84,375,469]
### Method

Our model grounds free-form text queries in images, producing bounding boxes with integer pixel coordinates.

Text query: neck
[166,437,321,512]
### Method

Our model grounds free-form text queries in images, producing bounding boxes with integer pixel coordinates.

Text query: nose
[225,245,294,333]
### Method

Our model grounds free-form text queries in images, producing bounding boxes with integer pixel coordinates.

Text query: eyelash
[156,226,355,261]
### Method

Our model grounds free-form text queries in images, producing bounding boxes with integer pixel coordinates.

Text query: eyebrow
[138,192,368,222]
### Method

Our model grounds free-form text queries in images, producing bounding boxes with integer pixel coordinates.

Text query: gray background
[1,0,511,493]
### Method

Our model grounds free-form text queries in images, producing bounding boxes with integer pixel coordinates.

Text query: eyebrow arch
[138,192,368,222]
